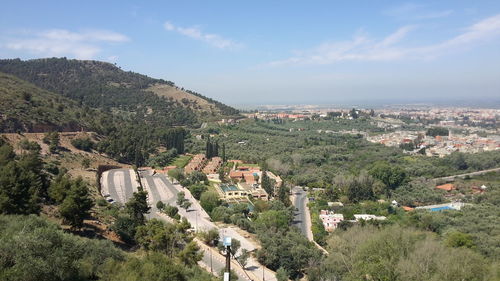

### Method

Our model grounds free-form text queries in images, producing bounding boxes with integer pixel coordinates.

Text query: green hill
[0,58,240,165]
[0,71,186,165]
[0,72,101,132]
[0,58,239,120]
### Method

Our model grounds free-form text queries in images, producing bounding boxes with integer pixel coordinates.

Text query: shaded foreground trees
[0,215,214,281]
[308,225,496,281]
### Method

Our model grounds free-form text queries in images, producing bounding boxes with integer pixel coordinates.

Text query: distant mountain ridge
[0,58,239,119]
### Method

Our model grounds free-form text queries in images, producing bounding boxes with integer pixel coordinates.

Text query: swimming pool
[429,206,453,211]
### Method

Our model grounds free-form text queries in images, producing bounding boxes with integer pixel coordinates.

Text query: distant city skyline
[1,0,500,105]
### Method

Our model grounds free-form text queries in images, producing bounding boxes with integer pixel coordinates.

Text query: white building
[354,214,387,221]
[319,210,344,232]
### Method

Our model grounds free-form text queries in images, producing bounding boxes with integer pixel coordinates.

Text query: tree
[205,138,219,158]
[254,210,291,232]
[48,173,72,203]
[135,219,184,256]
[177,241,203,266]
[43,132,60,153]
[261,171,275,197]
[218,269,238,281]
[449,152,468,170]
[276,267,289,281]
[237,249,249,269]
[59,177,94,230]
[333,171,376,203]
[200,191,220,214]
[164,204,179,218]
[18,139,41,153]
[0,143,15,166]
[199,228,219,246]
[125,191,150,225]
[181,200,192,211]
[168,168,185,182]
[426,127,449,137]
[229,238,241,256]
[0,152,42,215]
[71,137,94,151]
[221,143,226,162]
[369,162,407,190]
[176,191,186,206]
[445,231,475,248]
[277,184,291,206]
[189,183,207,200]
[349,108,358,119]
[0,214,123,281]
[156,200,165,210]
[81,158,91,168]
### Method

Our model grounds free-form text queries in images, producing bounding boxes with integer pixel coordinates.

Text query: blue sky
[1,0,500,106]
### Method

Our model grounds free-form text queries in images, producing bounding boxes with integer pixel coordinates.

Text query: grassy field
[170,155,192,168]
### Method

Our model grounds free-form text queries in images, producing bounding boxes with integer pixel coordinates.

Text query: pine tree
[261,171,275,198]
[125,191,150,225]
[221,143,226,162]
[59,177,94,230]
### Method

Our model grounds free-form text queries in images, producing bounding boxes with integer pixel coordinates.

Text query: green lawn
[170,155,192,168]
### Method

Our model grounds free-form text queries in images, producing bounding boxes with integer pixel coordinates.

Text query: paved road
[292,186,313,241]
[434,167,500,182]
[103,169,276,281]
[143,173,277,281]
[101,168,139,204]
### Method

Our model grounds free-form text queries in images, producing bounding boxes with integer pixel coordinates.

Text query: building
[216,184,248,199]
[203,157,223,174]
[415,201,465,211]
[184,154,207,174]
[229,166,261,183]
[436,183,456,191]
[319,210,344,232]
[353,214,387,221]
[238,182,268,201]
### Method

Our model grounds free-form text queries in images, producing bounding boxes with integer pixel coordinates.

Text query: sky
[1,0,500,106]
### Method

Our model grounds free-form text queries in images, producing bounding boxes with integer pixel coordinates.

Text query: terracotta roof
[402,206,414,211]
[436,183,455,191]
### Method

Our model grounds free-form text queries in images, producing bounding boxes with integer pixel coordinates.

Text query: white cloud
[163,21,240,49]
[3,29,129,59]
[269,14,500,66]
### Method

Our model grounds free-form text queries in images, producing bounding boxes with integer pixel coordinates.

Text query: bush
[71,137,94,152]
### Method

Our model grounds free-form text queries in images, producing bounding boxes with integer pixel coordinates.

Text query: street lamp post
[223,237,232,281]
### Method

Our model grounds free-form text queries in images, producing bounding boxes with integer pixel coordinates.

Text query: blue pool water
[430,206,453,211]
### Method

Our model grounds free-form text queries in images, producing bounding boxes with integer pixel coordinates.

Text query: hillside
[0,72,106,133]
[0,58,239,119]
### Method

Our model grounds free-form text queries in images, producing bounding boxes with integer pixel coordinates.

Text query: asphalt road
[103,169,276,281]
[101,168,139,204]
[292,186,313,241]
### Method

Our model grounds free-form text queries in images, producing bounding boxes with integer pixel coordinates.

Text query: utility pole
[223,237,232,281]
